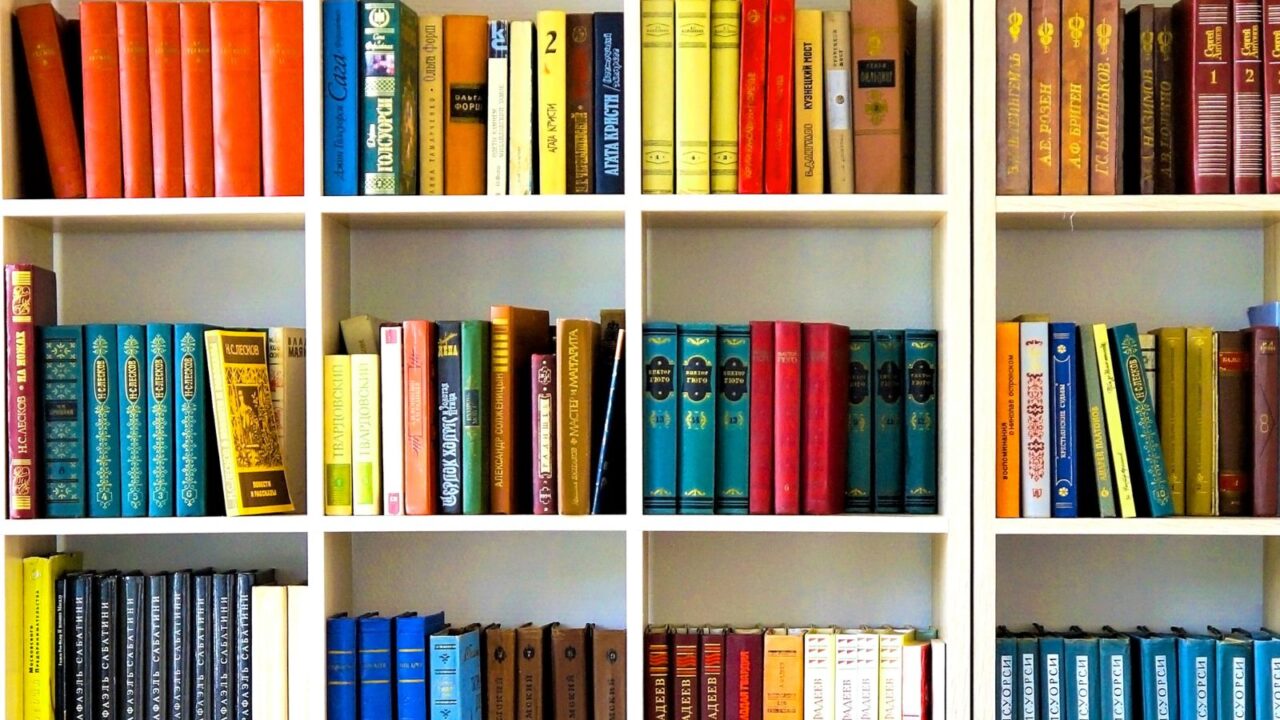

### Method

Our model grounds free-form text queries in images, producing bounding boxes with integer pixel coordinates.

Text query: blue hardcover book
[715,324,750,513]
[1131,632,1179,720]
[437,322,463,514]
[998,635,1018,720]
[873,330,905,512]
[592,12,624,194]
[1176,634,1216,720]
[1050,323,1079,517]
[903,329,939,514]
[147,324,175,516]
[846,331,874,512]
[395,611,447,720]
[1018,636,1041,720]
[323,0,360,196]
[678,323,718,514]
[1063,636,1100,720]
[328,614,359,720]
[643,322,679,514]
[117,324,148,517]
[1216,633,1254,720]
[1251,630,1280,720]
[173,324,211,517]
[360,613,394,720]
[39,325,87,517]
[85,324,121,517]
[430,624,483,720]
[1109,323,1174,517]
[1099,634,1133,720]
[1040,635,1066,720]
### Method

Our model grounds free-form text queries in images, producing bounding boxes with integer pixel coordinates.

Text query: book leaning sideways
[204,330,295,515]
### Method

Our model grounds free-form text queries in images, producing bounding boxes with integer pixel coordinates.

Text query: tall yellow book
[822,11,854,193]
[764,628,804,720]
[709,0,740,193]
[537,10,568,194]
[1092,324,1137,518]
[420,14,445,195]
[324,355,353,515]
[1186,327,1219,516]
[642,0,676,193]
[1154,327,1187,515]
[675,0,710,194]
[350,353,382,515]
[23,553,82,720]
[205,330,295,516]
[794,9,824,194]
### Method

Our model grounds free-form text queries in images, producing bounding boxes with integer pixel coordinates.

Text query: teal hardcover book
[1063,635,1100,720]
[461,320,491,515]
[85,324,120,517]
[715,324,750,514]
[40,325,87,517]
[1040,635,1065,720]
[174,324,211,517]
[146,324,175,516]
[1130,631,1178,720]
[873,330,905,512]
[431,624,482,720]
[1109,323,1174,517]
[678,324,718,513]
[1099,634,1133,720]
[1176,634,1215,720]
[360,1,420,195]
[644,323,679,514]
[1251,630,1280,720]
[1018,635,1041,720]
[117,325,148,517]
[998,634,1017,720]
[903,329,938,514]
[1216,632,1253,720]
[846,331,873,513]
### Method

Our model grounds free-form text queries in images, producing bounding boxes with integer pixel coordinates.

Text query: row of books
[323,3,623,196]
[4,265,304,519]
[644,625,944,720]
[640,0,917,195]
[642,323,939,515]
[324,309,625,516]
[997,626,1280,720]
[15,1,302,200]
[326,615,625,720]
[23,554,305,719]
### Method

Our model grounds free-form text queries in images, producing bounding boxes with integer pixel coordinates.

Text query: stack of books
[14,0,303,199]
[641,0,918,195]
[643,322,939,515]
[4,265,304,520]
[323,2,624,196]
[323,309,625,516]
[327,615,625,719]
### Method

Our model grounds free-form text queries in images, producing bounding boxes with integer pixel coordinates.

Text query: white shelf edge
[321,514,629,533]
[0,514,313,536]
[640,514,950,534]
[2,196,307,219]
[993,517,1280,536]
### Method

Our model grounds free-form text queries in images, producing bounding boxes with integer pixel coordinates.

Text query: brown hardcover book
[996,0,1031,194]
[567,13,595,194]
[1125,5,1157,194]
[444,15,489,195]
[517,624,549,720]
[1091,0,1123,194]
[556,319,599,515]
[1177,0,1233,193]
[488,626,518,720]
[16,4,85,199]
[1252,327,1279,516]
[1060,0,1092,193]
[551,625,590,720]
[851,0,915,193]
[1218,330,1251,516]
[1031,0,1060,193]
[1155,7,1176,193]
[532,353,558,515]
[490,306,551,514]
[1235,0,1264,192]
[592,627,627,720]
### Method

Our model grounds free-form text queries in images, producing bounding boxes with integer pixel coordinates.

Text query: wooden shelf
[996,195,1280,230]
[993,517,1280,536]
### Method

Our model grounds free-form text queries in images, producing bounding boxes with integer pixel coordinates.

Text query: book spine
[516,626,547,720]
[323,0,359,196]
[764,0,795,193]
[1016,637,1038,720]
[803,324,850,515]
[122,574,145,719]
[233,573,267,720]
[1111,324,1173,516]
[1183,0,1234,193]
[1254,326,1279,515]
[397,616,429,720]
[1187,327,1219,515]
[567,13,594,194]
[1124,6,1156,194]
[117,324,148,517]
[81,3,123,198]
[710,0,741,193]
[1236,0,1266,192]
[486,626,517,720]
[403,321,435,515]
[1137,637,1175,720]
[674,632,700,720]
[533,353,559,514]
[41,326,87,518]
[997,637,1016,720]
[1253,639,1280,720]
[421,14,444,195]
[774,322,803,514]
[675,0,711,193]
[854,633,880,720]
[324,355,354,515]
[488,21,511,195]
[361,2,408,195]
[904,329,939,514]
[211,574,234,720]
[1094,325,1138,517]
[327,617,358,720]
[351,354,382,515]
[1267,0,1280,191]
[1090,0,1122,194]
[71,574,93,720]
[874,330,906,513]
[1060,0,1092,194]
[179,1,213,197]
[995,323,1022,517]
[193,574,211,720]
[1079,325,1117,517]
[550,627,583,720]
[594,13,624,195]
[679,323,718,513]
[437,322,463,513]
[509,21,536,195]
[537,11,569,194]
[1049,323,1078,517]
[1155,8,1176,193]
[717,325,751,513]
[1019,323,1050,517]
[725,633,763,720]
[15,6,86,198]
[557,320,597,514]
[852,0,913,193]
[462,320,491,514]
[146,574,170,720]
[22,557,56,720]
[1219,330,1252,515]
[1177,638,1214,720]
[259,1,304,197]
[381,325,405,515]
[1031,0,1061,194]
[430,633,461,720]
[594,310,627,515]
[794,10,824,194]
[881,633,907,720]
[174,324,209,517]
[1215,640,1251,720]
[1063,638,1100,720]
[848,330,874,512]
[748,321,775,513]
[85,325,121,517]
[738,0,768,192]
[592,627,627,720]
[6,266,55,518]
[210,2,261,196]
[1040,637,1064,720]
[642,323,676,512]
[996,0,1031,194]
[701,634,726,720]
[642,0,676,193]
[834,634,857,720]
[1098,638,1130,720]
[1156,328,1187,515]
[170,571,191,720]
[147,2,183,197]
[823,11,854,193]
[361,617,394,720]
[804,632,835,720]
[117,2,154,198]
[146,324,175,517]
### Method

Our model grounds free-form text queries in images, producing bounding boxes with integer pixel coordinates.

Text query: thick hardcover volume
[804,632,835,720]
[594,628,627,720]
[96,574,121,719]
[848,330,875,512]
[1186,327,1219,516]
[358,615,393,720]
[235,571,277,720]
[764,0,796,193]
[717,325,751,513]
[1253,326,1279,515]
[1090,0,1123,194]
[461,320,492,513]
[350,354,382,514]
[1112,323,1174,517]
[1063,637,1100,720]
[1236,0,1266,192]
[81,3,122,198]
[268,327,306,515]
[260,1,304,197]
[1060,0,1092,193]
[23,554,81,719]
[1218,330,1252,515]
[552,626,589,720]
[117,324,148,517]
[557,319,599,514]
[1215,635,1253,720]
[678,323,718,513]
[707,0,740,193]
[16,5,85,198]
[567,14,595,193]
[997,637,1016,720]
[193,572,212,718]
[170,571,191,720]
[510,20,536,195]
[538,11,569,194]
[904,329,939,514]
[642,0,676,193]
[179,2,214,197]
[1048,324,1078,517]
[1019,322,1050,517]
[673,630,700,720]
[437,322,464,513]
[1031,0,1060,194]
[324,355,354,515]
[122,574,147,717]
[361,2,419,196]
[211,573,235,720]
[1125,6,1157,194]
[794,10,825,194]
[210,2,261,196]
[403,321,436,515]
[40,326,87,517]
[874,330,906,513]
[726,631,764,720]
[646,628,673,720]
[675,0,711,194]
[431,625,483,720]
[594,14,625,194]
[773,322,803,514]
[1267,0,1280,191]
[323,0,359,196]
[146,2,182,197]
[1176,636,1215,720]
[853,0,914,193]
[486,625,517,720]
[488,21,510,195]
[1254,633,1280,719]
[327,615,358,718]
[174,324,210,517]
[1131,634,1176,720]
[803,324,851,515]
[517,625,549,720]
[70,574,93,719]
[995,323,1022,517]
[1093,325,1138,517]
[204,331,295,515]
[490,308,550,509]
[7,266,57,518]
[117,2,154,198]
[764,629,803,719]
[533,353,559,514]
[145,574,170,720]
[1014,636,1039,720]
[147,324,175,517]
[85,325,121,517]
[444,15,487,195]
[738,0,768,192]
[1154,327,1187,514]
[1154,7,1177,192]
[1180,0,1233,192]
[824,12,855,193]
[748,322,775,513]
[381,326,406,515]
[398,613,447,720]
[421,14,445,195]
[996,0,1031,194]
[701,631,727,720]
[1038,637,1064,720]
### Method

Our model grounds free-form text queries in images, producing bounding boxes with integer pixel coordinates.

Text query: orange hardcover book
[443,15,489,195]
[16,4,85,199]
[211,1,262,196]
[490,306,552,514]
[403,320,437,515]
[996,322,1021,517]
[260,0,304,196]
[81,2,122,198]
[180,2,214,197]
[147,2,183,197]
[117,1,154,198]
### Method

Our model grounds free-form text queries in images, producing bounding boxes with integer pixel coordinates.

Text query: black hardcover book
[170,570,192,720]
[210,573,235,720]
[1124,5,1157,194]
[145,574,169,720]
[233,570,275,720]
[95,573,120,719]
[56,575,69,720]
[436,321,463,515]
[71,573,94,720]
[122,573,146,720]
[192,573,213,720]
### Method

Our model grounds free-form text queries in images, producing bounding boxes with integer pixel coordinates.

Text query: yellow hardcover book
[350,353,382,515]
[794,9,824,194]
[537,11,568,194]
[823,11,854,193]
[709,0,740,193]
[1154,327,1187,515]
[556,319,599,514]
[764,628,804,720]
[1186,327,1218,516]
[324,355,353,515]
[1092,324,1137,518]
[23,553,82,720]
[875,627,914,720]
[420,14,445,195]
[508,20,535,195]
[675,0,710,194]
[205,330,295,516]
[642,0,676,193]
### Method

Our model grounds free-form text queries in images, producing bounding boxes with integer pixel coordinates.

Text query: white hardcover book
[929,640,945,720]
[805,630,837,720]
[508,21,535,195]
[380,325,405,515]
[488,20,510,195]
[878,631,906,720]
[251,585,289,720]
[268,327,306,513]
[852,632,880,720]
[1019,321,1051,517]
[901,642,928,720]
[834,633,859,720]
[351,354,381,515]
[287,585,309,719]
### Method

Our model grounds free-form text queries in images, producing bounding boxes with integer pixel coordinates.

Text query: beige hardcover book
[556,318,600,514]
[251,585,289,719]
[268,327,306,513]
[710,0,741,192]
[509,21,536,195]
[823,11,854,193]
[420,14,445,195]
[339,314,384,354]
[287,586,309,719]
[794,10,824,193]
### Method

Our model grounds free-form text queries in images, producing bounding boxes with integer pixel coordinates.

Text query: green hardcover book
[873,330,905,513]
[846,331,873,513]
[461,320,490,515]
[40,325,87,517]
[1110,323,1173,517]
[715,324,749,514]
[643,322,679,514]
[117,324,148,517]
[360,1,420,195]
[678,323,718,513]
[1078,324,1117,517]
[903,330,938,514]
[85,324,120,517]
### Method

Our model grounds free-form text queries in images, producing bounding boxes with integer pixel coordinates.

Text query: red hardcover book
[802,323,850,515]
[81,2,122,198]
[567,13,595,193]
[748,321,775,514]
[260,0,304,196]
[15,4,85,199]
[700,631,725,720]
[117,2,154,198]
[147,2,183,197]
[1179,0,1233,193]
[6,265,57,520]
[532,353,558,515]
[773,321,802,514]
[403,321,437,515]
[646,628,672,720]
[723,630,763,720]
[737,0,768,193]
[763,0,795,194]
[1266,0,1280,191]
[1252,326,1278,516]
[211,1,262,196]
[180,2,214,197]
[1218,330,1251,515]
[673,630,699,720]
[1235,0,1264,193]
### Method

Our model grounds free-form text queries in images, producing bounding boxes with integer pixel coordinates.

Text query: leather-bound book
[592,628,626,720]
[1234,0,1264,192]
[445,15,489,195]
[997,0,1031,194]
[1060,0,1091,193]
[1217,330,1251,516]
[1125,5,1157,194]
[260,1,304,196]
[118,2,153,197]
[1154,7,1176,193]
[852,0,915,193]
[1251,326,1278,516]
[16,4,85,198]
[802,323,850,515]
[81,2,122,198]
[1090,0,1123,194]
[567,13,594,193]
[147,1,183,197]
[487,626,517,720]
[180,1,214,197]
[672,629,699,720]
[211,1,261,196]
[1177,0,1232,193]
[551,625,590,720]
[700,630,725,720]
[1031,0,1060,194]
[516,624,549,720]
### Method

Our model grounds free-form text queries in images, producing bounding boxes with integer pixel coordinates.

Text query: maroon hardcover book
[700,631,725,720]
[773,322,802,515]
[1178,0,1233,193]
[6,265,57,519]
[723,630,763,720]
[646,627,672,720]
[802,323,850,515]
[1090,0,1123,194]
[1219,330,1251,516]
[673,629,700,720]
[1235,0,1264,192]
[1252,326,1278,516]
[748,321,775,514]
[532,353,557,515]
[1265,0,1280,191]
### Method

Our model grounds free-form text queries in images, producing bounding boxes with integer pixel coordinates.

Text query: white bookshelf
[0,0,972,719]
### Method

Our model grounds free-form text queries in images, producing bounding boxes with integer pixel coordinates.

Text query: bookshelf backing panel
[56,532,310,585]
